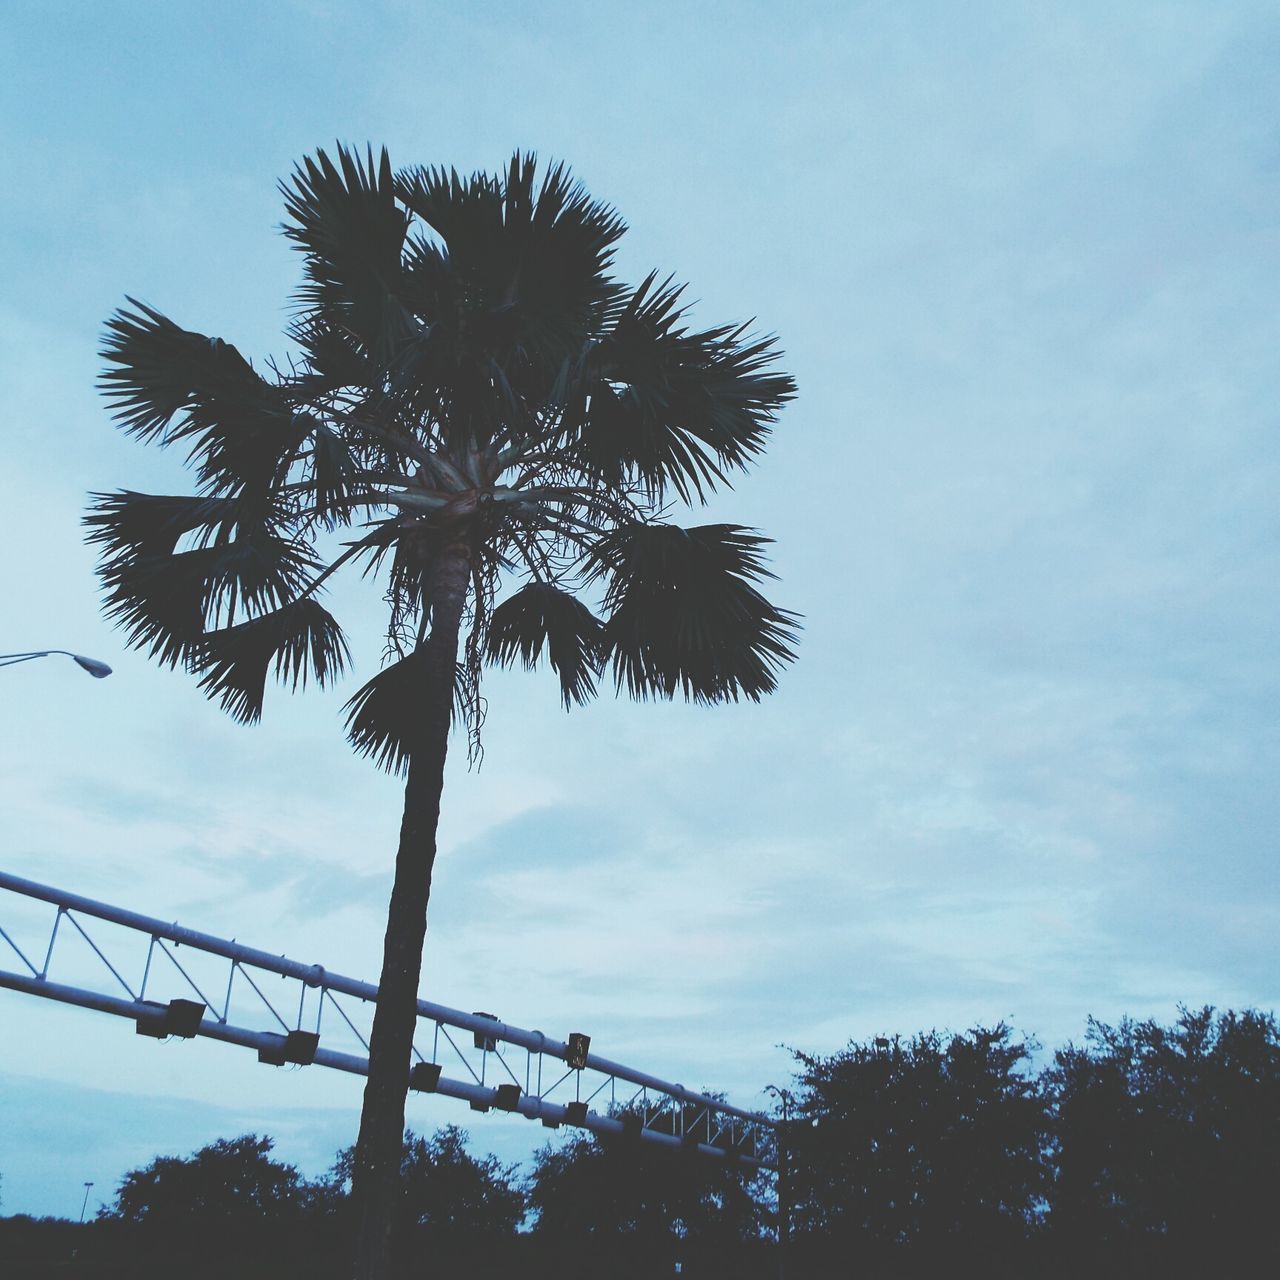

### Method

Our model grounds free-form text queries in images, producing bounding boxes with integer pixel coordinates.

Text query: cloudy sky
[2,0,1277,1218]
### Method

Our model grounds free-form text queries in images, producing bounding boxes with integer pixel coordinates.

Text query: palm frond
[100,301,260,440]
[195,599,349,724]
[99,300,306,494]
[344,652,471,775]
[393,154,627,448]
[93,548,213,667]
[84,491,242,558]
[589,523,800,703]
[305,418,364,526]
[399,155,623,305]
[485,582,603,708]
[567,273,796,503]
[286,314,374,387]
[501,156,628,364]
[393,163,502,266]
[89,513,321,668]
[281,144,414,363]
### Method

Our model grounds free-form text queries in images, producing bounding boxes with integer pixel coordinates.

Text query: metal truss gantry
[0,870,775,1169]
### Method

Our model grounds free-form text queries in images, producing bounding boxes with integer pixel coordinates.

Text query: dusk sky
[2,1,1277,1219]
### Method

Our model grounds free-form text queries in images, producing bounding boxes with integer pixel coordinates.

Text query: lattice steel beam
[0,870,776,1168]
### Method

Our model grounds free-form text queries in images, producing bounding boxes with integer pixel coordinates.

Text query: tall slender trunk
[351,540,471,1280]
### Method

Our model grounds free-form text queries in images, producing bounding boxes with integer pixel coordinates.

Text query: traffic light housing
[565,1031,590,1070]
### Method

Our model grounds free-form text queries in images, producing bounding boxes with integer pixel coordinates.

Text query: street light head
[0,650,113,677]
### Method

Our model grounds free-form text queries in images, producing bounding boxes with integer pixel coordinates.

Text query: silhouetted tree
[399,1126,524,1241]
[87,145,798,1279]
[328,1125,524,1270]
[529,1110,768,1279]
[107,1134,303,1234]
[9,1006,1279,1277]
[92,1134,329,1276]
[1044,1006,1280,1273]
[789,1025,1049,1276]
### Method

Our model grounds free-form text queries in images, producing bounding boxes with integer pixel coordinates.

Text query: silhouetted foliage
[326,1124,525,1269]
[107,1134,303,1231]
[1043,1006,1280,1274]
[789,1024,1050,1276]
[7,1007,1277,1277]
[529,1106,770,1279]
[35,1127,524,1277]
[0,1215,100,1280]
[399,1124,525,1242]
[87,1134,334,1277]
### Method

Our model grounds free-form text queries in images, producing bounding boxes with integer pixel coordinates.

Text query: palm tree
[86,146,798,1278]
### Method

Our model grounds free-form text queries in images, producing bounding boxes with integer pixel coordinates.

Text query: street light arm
[0,650,112,677]
[0,651,53,666]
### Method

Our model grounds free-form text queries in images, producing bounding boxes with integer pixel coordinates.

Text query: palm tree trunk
[351,539,471,1280]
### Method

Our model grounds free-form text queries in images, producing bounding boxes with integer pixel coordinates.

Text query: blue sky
[2,0,1277,1218]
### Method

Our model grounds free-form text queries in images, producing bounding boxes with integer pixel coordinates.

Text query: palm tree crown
[86,147,799,755]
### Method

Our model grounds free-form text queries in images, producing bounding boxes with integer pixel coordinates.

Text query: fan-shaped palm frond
[85,491,242,558]
[343,650,429,775]
[286,314,374,387]
[343,653,475,776]
[100,301,306,495]
[281,145,414,364]
[564,273,796,503]
[88,511,321,668]
[195,599,349,724]
[391,155,627,450]
[485,582,604,707]
[589,523,800,703]
[304,418,366,528]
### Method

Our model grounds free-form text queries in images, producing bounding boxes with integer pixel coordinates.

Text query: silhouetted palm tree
[86,146,798,1278]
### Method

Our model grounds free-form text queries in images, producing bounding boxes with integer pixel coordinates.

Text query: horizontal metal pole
[0,869,771,1129]
[0,967,771,1170]
[0,968,369,1074]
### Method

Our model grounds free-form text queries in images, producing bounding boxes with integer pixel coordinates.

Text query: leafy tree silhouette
[789,1024,1050,1277]
[108,1134,303,1232]
[529,1107,769,1279]
[1044,1006,1280,1274]
[327,1124,525,1270]
[7,1007,1278,1277]
[93,1134,320,1277]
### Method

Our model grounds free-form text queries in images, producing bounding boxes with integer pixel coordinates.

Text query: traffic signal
[472,1012,499,1051]
[134,998,206,1039]
[565,1031,591,1069]
[409,1062,442,1092]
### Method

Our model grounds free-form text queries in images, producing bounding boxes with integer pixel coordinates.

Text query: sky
[1,0,1277,1219]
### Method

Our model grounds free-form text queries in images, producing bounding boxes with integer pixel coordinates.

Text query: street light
[763,1085,794,1280]
[0,650,112,678]
[79,1181,94,1223]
